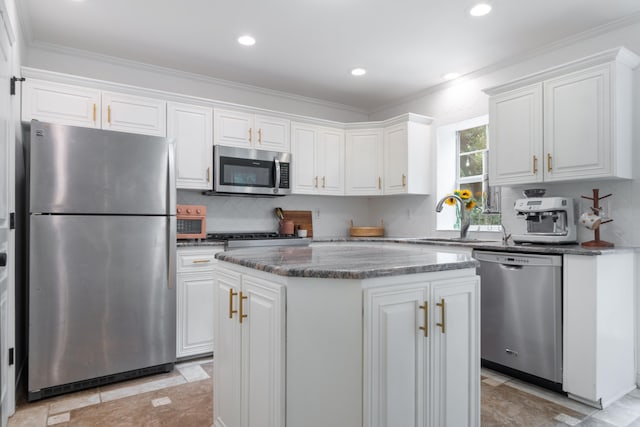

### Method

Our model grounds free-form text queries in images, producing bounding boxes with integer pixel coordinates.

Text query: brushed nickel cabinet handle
[229,289,238,319]
[378,176,382,190]
[93,103,96,122]
[248,128,252,143]
[207,167,210,182]
[436,298,445,334]
[315,176,318,188]
[419,302,428,337]
[107,105,111,124]
[402,174,406,187]
[547,153,552,172]
[533,156,538,174]
[192,259,210,264]
[258,128,262,144]
[322,176,326,188]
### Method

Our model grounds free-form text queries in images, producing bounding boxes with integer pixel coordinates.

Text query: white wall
[25,43,369,123]
[368,20,640,245]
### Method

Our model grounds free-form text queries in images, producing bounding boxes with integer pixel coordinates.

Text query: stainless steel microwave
[213,145,291,196]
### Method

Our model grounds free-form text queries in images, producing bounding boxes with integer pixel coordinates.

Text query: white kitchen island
[213,243,480,427]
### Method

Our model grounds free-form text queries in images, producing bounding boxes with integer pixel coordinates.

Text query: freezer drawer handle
[505,348,519,357]
[436,298,446,333]
[418,302,428,337]
[0,252,6,267]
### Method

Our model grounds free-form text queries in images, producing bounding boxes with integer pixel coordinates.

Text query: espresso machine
[512,197,577,244]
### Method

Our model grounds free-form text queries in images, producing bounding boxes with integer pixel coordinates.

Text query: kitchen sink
[415,237,497,244]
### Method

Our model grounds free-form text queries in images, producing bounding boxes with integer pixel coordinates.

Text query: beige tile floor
[8,359,640,426]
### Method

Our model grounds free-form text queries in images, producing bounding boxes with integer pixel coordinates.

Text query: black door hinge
[8,348,13,366]
[10,76,25,96]
[9,212,15,230]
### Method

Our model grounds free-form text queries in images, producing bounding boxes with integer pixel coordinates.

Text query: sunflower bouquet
[444,189,477,210]
[443,189,479,230]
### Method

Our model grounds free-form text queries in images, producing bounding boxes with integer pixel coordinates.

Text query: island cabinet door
[364,284,430,427]
[213,268,242,427]
[240,276,285,427]
[430,278,480,427]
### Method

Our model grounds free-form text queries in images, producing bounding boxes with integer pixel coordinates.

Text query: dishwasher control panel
[472,250,563,267]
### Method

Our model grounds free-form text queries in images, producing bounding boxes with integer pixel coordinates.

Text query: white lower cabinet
[364,276,480,427]
[214,266,285,427]
[176,247,221,359]
[214,262,478,427]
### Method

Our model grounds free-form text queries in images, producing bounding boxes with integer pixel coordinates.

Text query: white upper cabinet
[486,48,639,186]
[101,91,166,137]
[345,129,384,196]
[22,79,166,137]
[214,109,290,152]
[291,122,344,195]
[168,102,213,190]
[22,79,101,128]
[489,84,543,185]
[383,120,431,195]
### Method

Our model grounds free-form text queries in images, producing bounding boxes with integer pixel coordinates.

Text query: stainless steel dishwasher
[473,250,563,389]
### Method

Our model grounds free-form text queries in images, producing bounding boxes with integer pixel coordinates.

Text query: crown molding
[27,40,369,116]
[370,11,640,116]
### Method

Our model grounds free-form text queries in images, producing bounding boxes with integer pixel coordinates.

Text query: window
[457,125,501,227]
[436,116,501,232]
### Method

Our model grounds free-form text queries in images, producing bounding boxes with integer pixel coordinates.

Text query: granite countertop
[215,244,479,279]
[315,237,634,256]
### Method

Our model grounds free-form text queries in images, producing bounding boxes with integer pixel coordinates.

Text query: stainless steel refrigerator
[26,120,176,401]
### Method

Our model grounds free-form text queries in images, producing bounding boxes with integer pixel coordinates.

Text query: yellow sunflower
[444,196,457,206]
[459,189,472,200]
[465,200,476,210]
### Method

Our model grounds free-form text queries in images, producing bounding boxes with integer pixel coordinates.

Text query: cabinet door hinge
[9,212,15,230]
[8,348,14,366]
[10,76,25,96]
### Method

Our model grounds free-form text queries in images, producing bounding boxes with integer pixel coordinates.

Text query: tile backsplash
[177,191,370,237]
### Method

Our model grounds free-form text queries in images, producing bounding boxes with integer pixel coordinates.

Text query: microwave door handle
[274,157,281,189]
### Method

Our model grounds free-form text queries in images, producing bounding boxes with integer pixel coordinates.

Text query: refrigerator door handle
[167,142,176,214]
[168,216,176,290]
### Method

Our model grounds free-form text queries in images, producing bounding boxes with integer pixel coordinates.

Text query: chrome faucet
[499,223,511,245]
[435,195,471,240]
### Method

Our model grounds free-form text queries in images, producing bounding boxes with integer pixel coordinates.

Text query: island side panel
[285,277,364,427]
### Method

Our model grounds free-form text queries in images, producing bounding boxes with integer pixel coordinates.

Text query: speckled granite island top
[215,244,479,279]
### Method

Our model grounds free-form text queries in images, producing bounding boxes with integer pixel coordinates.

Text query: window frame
[436,115,501,232]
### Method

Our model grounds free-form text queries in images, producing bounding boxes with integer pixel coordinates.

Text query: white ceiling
[18,0,640,111]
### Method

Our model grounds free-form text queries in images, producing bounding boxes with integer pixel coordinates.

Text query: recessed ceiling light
[443,72,461,80]
[238,35,256,46]
[351,68,366,76]
[469,3,492,16]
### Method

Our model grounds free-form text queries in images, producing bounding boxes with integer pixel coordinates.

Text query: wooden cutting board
[282,210,313,237]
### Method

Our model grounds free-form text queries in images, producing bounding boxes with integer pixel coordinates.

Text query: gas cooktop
[206,232,310,249]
